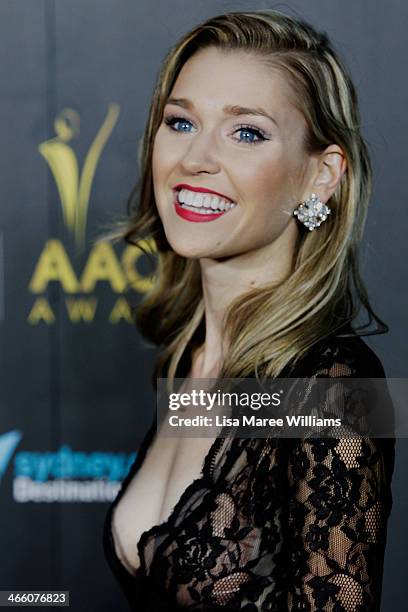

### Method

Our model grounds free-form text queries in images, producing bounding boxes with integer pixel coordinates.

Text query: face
[152,47,314,260]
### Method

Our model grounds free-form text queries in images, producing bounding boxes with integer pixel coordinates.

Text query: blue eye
[235,126,266,144]
[164,115,194,133]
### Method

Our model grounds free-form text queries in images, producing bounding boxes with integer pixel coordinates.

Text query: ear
[308,144,347,202]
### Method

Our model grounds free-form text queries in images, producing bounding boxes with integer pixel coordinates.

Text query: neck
[193,224,298,378]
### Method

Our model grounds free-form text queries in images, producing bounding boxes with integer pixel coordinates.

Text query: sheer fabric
[103,331,395,611]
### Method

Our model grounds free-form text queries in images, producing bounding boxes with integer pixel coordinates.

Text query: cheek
[152,131,170,183]
[237,142,306,207]
[151,135,165,183]
[152,128,182,184]
[235,157,292,205]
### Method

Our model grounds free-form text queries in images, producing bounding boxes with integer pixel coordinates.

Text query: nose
[179,129,221,175]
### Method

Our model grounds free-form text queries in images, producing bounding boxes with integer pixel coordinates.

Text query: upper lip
[173,183,235,203]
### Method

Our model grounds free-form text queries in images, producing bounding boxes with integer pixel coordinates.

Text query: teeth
[177,188,236,213]
[180,204,224,214]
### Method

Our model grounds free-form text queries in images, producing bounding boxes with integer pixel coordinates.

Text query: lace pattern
[103,333,395,611]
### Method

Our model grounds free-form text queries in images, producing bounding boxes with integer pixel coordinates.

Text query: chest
[111,421,217,574]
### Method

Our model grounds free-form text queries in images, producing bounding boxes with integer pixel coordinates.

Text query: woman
[103,10,395,611]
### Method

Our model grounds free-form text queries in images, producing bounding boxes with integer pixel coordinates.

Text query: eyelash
[163,114,269,145]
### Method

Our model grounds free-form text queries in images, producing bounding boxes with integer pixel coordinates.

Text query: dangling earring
[293,193,331,231]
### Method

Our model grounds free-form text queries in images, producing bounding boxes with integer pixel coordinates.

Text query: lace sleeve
[286,433,394,611]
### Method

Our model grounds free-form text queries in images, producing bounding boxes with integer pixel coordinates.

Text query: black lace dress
[103,330,395,611]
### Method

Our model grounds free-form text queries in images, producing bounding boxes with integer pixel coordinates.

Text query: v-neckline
[106,415,228,580]
[106,345,231,580]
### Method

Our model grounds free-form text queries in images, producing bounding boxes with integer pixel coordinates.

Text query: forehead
[171,47,304,128]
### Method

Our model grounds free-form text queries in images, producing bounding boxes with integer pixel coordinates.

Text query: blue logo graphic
[0,430,22,483]
[14,445,136,481]
[1,430,138,502]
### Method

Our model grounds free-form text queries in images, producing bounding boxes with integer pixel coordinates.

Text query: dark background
[0,1,406,610]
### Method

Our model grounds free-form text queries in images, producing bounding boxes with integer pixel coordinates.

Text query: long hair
[113,9,387,386]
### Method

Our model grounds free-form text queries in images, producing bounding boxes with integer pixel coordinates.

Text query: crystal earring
[293,193,331,231]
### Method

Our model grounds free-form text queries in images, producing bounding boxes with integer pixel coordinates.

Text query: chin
[169,244,208,259]
[165,237,217,260]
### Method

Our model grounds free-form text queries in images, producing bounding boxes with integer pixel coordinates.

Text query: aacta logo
[27,104,157,325]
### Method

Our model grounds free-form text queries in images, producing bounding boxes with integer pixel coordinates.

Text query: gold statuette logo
[38,103,120,250]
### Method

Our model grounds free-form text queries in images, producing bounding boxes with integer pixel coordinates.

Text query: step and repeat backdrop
[0,1,407,610]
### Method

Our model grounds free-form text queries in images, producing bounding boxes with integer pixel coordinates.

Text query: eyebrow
[165,97,280,128]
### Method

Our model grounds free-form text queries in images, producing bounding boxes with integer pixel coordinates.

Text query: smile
[173,187,237,223]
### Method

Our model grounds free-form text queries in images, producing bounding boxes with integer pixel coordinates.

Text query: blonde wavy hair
[115,9,387,386]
